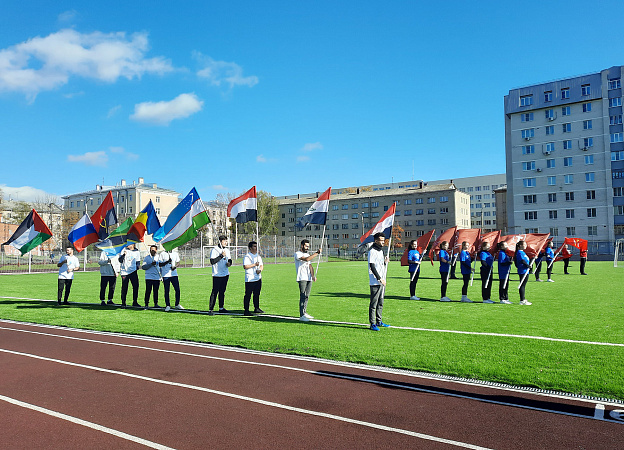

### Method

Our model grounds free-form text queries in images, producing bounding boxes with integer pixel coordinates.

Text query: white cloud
[58,10,79,24]
[0,184,59,203]
[63,91,84,98]
[194,51,258,89]
[211,184,228,191]
[107,105,121,118]
[302,142,323,152]
[109,146,138,161]
[0,29,174,100]
[256,154,267,163]
[130,93,203,126]
[67,150,108,167]
[296,155,310,162]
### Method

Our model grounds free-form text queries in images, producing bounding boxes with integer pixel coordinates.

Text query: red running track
[0,320,621,449]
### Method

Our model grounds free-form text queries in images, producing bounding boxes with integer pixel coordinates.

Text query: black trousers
[163,276,180,306]
[461,273,470,296]
[57,279,72,303]
[534,260,542,280]
[144,279,160,306]
[498,277,509,301]
[480,267,492,300]
[564,258,570,274]
[518,274,528,301]
[121,271,139,305]
[440,272,449,298]
[409,270,420,297]
[100,276,116,301]
[580,257,587,274]
[209,275,229,310]
[244,279,262,312]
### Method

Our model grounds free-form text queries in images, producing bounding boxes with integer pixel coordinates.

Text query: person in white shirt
[208,235,232,315]
[57,246,80,305]
[242,241,264,316]
[368,233,390,331]
[159,248,183,312]
[295,239,321,322]
[142,245,161,308]
[119,243,141,308]
[98,251,120,306]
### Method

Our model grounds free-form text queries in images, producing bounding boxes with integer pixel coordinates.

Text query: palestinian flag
[2,209,52,255]
[95,218,134,257]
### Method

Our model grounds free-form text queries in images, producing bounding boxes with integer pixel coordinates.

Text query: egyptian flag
[96,218,134,256]
[2,209,52,255]
[127,200,161,243]
[360,202,396,246]
[451,228,481,257]
[400,229,434,266]
[91,191,118,240]
[68,214,99,252]
[227,186,257,223]
[296,187,331,228]
[564,237,588,252]
[429,226,457,265]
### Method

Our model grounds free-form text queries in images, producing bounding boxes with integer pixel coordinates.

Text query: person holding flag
[295,239,321,322]
[439,241,452,302]
[514,241,532,305]
[407,240,421,300]
[544,241,555,282]
[479,242,495,303]
[57,246,80,305]
[242,241,264,316]
[119,243,141,308]
[368,233,390,331]
[209,235,232,315]
[497,241,512,304]
[580,247,588,275]
[459,241,474,302]
[142,245,161,309]
[98,251,120,306]
[159,249,183,312]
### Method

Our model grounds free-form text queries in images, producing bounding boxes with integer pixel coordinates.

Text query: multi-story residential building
[493,185,508,233]
[505,66,623,248]
[276,183,470,250]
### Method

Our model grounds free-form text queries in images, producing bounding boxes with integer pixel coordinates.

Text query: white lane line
[1,296,622,347]
[0,324,622,424]
[0,393,174,450]
[1,319,623,410]
[0,348,490,450]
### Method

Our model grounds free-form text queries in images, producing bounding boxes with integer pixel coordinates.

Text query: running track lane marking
[0,394,175,450]
[1,324,622,424]
[1,296,623,347]
[0,348,490,450]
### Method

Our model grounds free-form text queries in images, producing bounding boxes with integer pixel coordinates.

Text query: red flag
[478,230,501,255]
[497,233,550,259]
[451,228,481,257]
[555,242,573,261]
[541,237,553,252]
[429,226,457,265]
[91,191,118,240]
[401,229,435,266]
[564,237,588,252]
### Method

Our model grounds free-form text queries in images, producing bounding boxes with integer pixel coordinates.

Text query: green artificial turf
[0,259,622,400]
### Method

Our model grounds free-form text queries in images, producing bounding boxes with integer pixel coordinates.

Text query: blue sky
[1,0,622,203]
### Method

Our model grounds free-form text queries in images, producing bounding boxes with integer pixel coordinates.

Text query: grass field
[1,259,622,401]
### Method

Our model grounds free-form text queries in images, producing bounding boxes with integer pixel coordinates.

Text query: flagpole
[547,248,563,269]
[517,256,536,289]
[410,260,422,282]
[502,269,511,289]
[315,225,326,275]
[469,256,477,286]
[445,252,457,284]
[484,263,494,289]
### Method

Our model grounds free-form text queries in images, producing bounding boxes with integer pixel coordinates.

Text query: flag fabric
[450,228,481,257]
[400,229,435,266]
[127,200,161,244]
[478,230,501,255]
[429,226,457,265]
[2,209,52,256]
[91,191,118,240]
[227,186,257,223]
[153,187,211,251]
[296,187,331,228]
[555,242,573,261]
[68,213,99,252]
[95,218,134,256]
[499,233,550,260]
[360,203,396,245]
[564,237,588,252]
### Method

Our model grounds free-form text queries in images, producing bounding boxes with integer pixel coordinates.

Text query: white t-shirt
[58,255,80,280]
[244,252,263,282]
[159,251,180,278]
[210,246,231,277]
[120,249,141,276]
[98,251,120,277]
[295,251,313,282]
[142,254,161,280]
[368,246,386,286]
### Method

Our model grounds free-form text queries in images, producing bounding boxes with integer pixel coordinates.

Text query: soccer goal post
[614,239,624,267]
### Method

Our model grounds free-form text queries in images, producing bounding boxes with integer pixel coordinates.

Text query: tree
[391,224,404,248]
[11,201,31,224]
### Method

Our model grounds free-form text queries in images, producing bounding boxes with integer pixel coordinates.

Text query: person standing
[534,249,545,282]
[243,241,264,316]
[439,241,452,302]
[407,240,421,300]
[119,243,141,308]
[98,251,120,306]
[563,244,571,274]
[544,241,555,282]
[159,248,183,312]
[514,240,532,305]
[459,241,473,303]
[209,235,232,315]
[580,248,588,275]
[142,245,161,309]
[57,246,80,305]
[497,242,512,304]
[479,242,495,303]
[368,233,390,331]
[295,239,321,321]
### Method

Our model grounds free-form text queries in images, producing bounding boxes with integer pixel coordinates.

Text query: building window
[520,95,533,106]
[120,196,125,202]
[352,213,359,219]
[561,88,570,99]
[523,195,537,204]
[584,155,594,165]
[415,198,423,204]
[332,205,339,211]
[617,206,624,215]
[544,91,553,102]
[609,79,621,89]
[546,142,555,153]
[525,228,538,234]
[581,84,591,96]
[587,208,597,218]
[521,128,535,139]
[383,205,389,211]
[609,97,622,107]
[522,145,535,155]
[297,207,303,213]
[548,176,556,186]
[546,158,555,168]
[562,123,571,133]
[549,210,558,219]
[371,202,379,207]
[372,212,379,218]
[120,208,124,214]
[545,109,554,120]
[427,208,436,214]
[562,106,571,116]
[583,120,592,130]
[521,113,534,122]
[428,219,436,226]
[156,208,160,215]
[522,161,536,171]
[404,210,412,216]
[582,102,592,112]
[404,231,412,237]
[524,211,538,221]
[362,202,369,208]
[612,150,624,161]
[415,220,424,226]
[128,194,132,202]
[342,204,348,210]
[611,115,623,125]
[583,138,593,148]
[427,197,436,203]
[566,227,576,235]
[585,172,595,182]
[611,133,624,143]
[565,209,575,219]
[415,209,423,215]
[404,199,411,205]
[440,207,449,214]
[550,227,559,236]
[289,218,295,223]
[352,223,359,229]
[288,208,294,213]
[563,140,572,150]
[342,224,349,229]
[564,174,574,184]
[565,192,575,201]
[352,203,358,209]
[563,157,573,167]
[548,193,557,203]
[545,125,554,135]
[523,178,536,188]
[341,214,348,220]
[614,187,624,197]
[129,207,133,214]
[588,226,598,236]
[475,186,481,191]
[440,196,448,202]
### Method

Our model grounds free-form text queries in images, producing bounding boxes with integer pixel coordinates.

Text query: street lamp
[359,211,365,237]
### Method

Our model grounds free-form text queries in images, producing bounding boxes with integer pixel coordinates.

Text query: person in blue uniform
[439,241,451,302]
[459,241,473,302]
[407,240,421,300]
[514,240,532,305]
[544,241,555,282]
[497,242,512,304]
[479,242,495,303]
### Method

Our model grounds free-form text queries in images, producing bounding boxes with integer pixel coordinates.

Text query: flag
[127,200,161,244]
[153,187,211,251]
[499,233,550,259]
[477,230,501,255]
[95,218,134,256]
[2,209,52,256]
[91,191,118,240]
[450,228,481,257]
[296,187,331,228]
[564,237,588,252]
[68,213,99,252]
[360,203,396,245]
[227,186,257,223]
[429,226,457,265]
[400,229,434,266]
[555,242,573,261]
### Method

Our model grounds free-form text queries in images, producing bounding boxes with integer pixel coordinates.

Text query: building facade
[505,66,623,247]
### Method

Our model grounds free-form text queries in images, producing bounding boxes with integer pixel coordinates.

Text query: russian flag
[68,213,99,252]
[296,187,331,228]
[360,203,396,245]
[227,186,257,223]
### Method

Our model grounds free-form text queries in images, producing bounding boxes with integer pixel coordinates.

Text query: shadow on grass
[315,291,408,301]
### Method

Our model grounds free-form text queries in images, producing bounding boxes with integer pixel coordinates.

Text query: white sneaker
[165,306,171,312]
[483,299,495,304]
[440,297,451,302]
[299,315,310,322]
[536,279,544,282]
[304,313,314,319]
[520,300,532,305]
[461,296,473,303]
[500,300,512,304]
[547,279,555,283]
[410,296,420,300]
[175,304,185,310]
